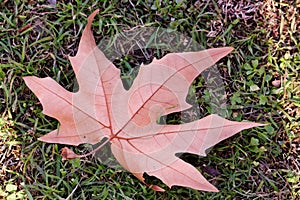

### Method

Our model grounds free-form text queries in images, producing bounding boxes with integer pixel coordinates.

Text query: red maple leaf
[24,10,263,192]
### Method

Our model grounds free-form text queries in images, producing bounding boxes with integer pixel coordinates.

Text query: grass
[0,0,299,199]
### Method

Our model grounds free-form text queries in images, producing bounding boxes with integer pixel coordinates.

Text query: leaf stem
[76,138,111,158]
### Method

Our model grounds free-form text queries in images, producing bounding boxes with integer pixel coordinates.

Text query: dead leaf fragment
[272,79,281,87]
[61,147,80,160]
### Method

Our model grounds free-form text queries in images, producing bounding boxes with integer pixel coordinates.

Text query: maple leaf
[23,10,263,192]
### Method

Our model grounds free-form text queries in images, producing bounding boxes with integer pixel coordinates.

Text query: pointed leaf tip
[212,46,234,57]
[151,185,165,192]
[88,9,99,22]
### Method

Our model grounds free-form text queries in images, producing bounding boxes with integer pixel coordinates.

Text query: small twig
[65,182,80,200]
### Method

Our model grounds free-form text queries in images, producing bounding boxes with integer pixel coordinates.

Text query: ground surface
[0,0,299,199]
